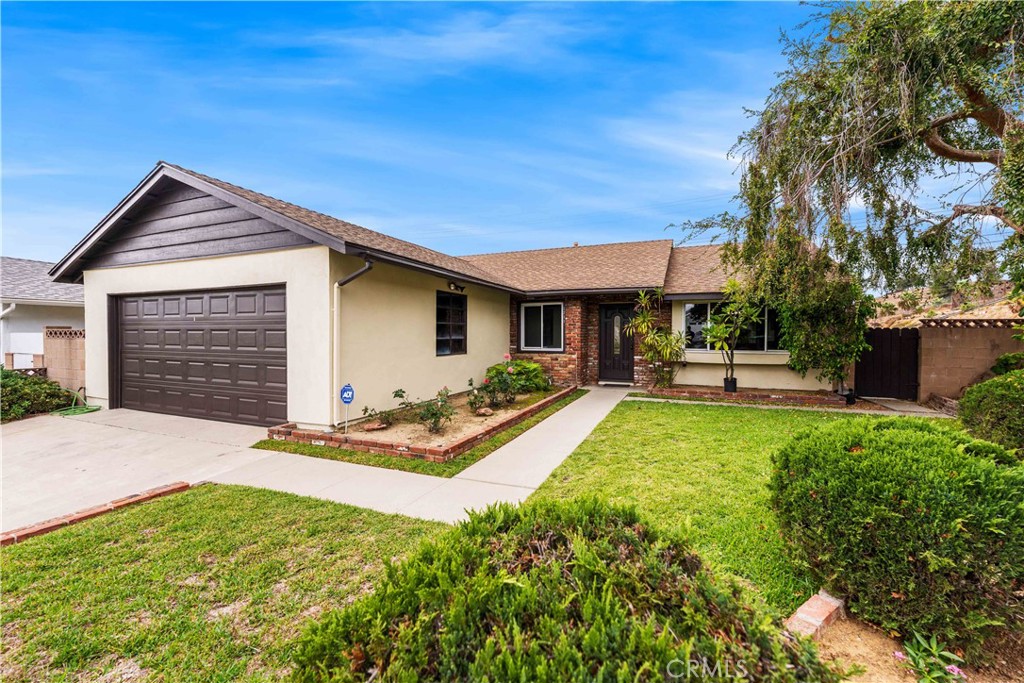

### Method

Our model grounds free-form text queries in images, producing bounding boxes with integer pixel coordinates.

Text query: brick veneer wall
[919,325,1023,398]
[510,293,670,386]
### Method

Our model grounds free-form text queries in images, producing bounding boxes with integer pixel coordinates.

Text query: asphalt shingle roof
[1,257,84,304]
[461,240,675,293]
[663,244,733,295]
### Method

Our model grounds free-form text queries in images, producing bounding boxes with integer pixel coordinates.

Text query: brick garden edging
[0,482,191,546]
[640,386,848,407]
[268,385,580,463]
[785,590,845,639]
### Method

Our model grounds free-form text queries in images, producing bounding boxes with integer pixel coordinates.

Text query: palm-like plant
[624,288,687,388]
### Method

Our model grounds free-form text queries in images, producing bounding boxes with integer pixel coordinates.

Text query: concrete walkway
[2,387,628,531]
[211,386,630,522]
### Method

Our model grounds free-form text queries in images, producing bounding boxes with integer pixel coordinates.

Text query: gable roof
[50,161,730,297]
[50,162,517,290]
[461,240,674,294]
[2,256,84,305]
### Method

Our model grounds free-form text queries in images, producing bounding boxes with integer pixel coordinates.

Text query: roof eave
[0,297,84,308]
[518,286,660,298]
[347,244,523,294]
[664,291,724,301]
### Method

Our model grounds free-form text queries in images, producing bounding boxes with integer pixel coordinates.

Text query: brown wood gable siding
[84,180,314,270]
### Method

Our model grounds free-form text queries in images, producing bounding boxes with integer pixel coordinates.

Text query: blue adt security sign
[340,384,355,404]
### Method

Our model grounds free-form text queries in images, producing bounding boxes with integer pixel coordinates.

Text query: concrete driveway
[2,388,626,532]
[1,410,269,532]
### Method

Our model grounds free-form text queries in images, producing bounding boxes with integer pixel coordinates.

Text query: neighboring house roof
[1,256,84,305]
[663,244,732,297]
[50,161,730,297]
[870,282,1023,328]
[461,240,674,294]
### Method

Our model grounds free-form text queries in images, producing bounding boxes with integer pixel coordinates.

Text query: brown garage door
[117,286,287,426]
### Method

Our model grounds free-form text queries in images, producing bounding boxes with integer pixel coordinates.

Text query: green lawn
[0,485,443,682]
[253,389,588,477]
[533,400,852,614]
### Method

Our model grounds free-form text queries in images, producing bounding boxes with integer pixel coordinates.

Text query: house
[1,257,84,370]
[50,162,831,428]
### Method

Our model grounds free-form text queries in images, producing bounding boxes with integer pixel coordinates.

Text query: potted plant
[703,282,760,392]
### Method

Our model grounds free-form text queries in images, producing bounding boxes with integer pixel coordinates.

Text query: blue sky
[2,2,816,262]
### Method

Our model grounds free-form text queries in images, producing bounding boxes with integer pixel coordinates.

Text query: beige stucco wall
[83,245,335,427]
[331,253,510,421]
[670,301,832,391]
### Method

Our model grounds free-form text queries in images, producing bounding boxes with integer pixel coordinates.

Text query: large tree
[698,1,1024,297]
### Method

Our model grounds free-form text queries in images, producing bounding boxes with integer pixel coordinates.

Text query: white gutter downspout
[331,258,373,427]
[0,303,16,320]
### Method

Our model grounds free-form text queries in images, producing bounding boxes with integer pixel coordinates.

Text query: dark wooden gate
[854,328,920,400]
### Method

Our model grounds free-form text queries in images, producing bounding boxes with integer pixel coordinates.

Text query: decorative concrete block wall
[43,327,86,392]
[918,320,1022,399]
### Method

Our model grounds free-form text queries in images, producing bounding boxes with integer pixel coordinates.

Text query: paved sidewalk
[211,386,630,522]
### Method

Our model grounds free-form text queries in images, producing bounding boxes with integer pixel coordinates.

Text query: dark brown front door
[599,304,634,382]
[116,286,287,426]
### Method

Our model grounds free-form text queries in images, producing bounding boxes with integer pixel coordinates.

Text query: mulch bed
[268,385,579,463]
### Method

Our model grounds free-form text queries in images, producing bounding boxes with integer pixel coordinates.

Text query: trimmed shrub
[486,359,550,393]
[0,368,70,421]
[959,370,1024,451]
[292,499,841,683]
[991,351,1024,375]
[770,418,1024,652]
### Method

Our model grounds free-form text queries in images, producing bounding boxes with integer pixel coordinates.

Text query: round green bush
[959,369,1024,451]
[292,499,841,683]
[770,418,1024,652]
[0,368,70,421]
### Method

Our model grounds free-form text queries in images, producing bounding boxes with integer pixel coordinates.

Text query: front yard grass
[0,484,443,682]
[253,389,588,478]
[532,400,851,614]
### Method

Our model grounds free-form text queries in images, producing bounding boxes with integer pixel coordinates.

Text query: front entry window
[520,302,564,352]
[612,314,622,355]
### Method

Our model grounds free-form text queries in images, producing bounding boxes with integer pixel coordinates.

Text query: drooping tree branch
[960,83,1013,136]
[922,125,1005,165]
[951,204,1024,234]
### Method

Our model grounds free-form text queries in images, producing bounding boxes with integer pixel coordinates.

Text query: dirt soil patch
[355,390,556,448]
[818,618,1023,683]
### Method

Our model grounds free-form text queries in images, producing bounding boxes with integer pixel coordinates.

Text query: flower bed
[268,385,579,463]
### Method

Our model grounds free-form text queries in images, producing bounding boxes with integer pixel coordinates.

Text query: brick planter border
[1,482,191,546]
[268,385,580,463]
[639,386,847,407]
[784,590,845,639]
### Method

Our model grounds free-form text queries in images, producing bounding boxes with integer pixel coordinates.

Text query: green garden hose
[50,387,101,416]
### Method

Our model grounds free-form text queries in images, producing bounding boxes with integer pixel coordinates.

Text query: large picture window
[684,302,782,352]
[520,302,563,352]
[436,291,467,356]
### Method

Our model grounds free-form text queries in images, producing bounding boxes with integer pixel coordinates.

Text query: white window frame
[520,302,565,352]
[683,301,785,353]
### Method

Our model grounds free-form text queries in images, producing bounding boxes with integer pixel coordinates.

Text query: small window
[436,292,467,356]
[520,302,564,352]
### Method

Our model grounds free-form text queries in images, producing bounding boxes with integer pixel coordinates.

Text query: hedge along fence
[292,499,843,683]
[770,418,1024,653]
[959,369,1024,451]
